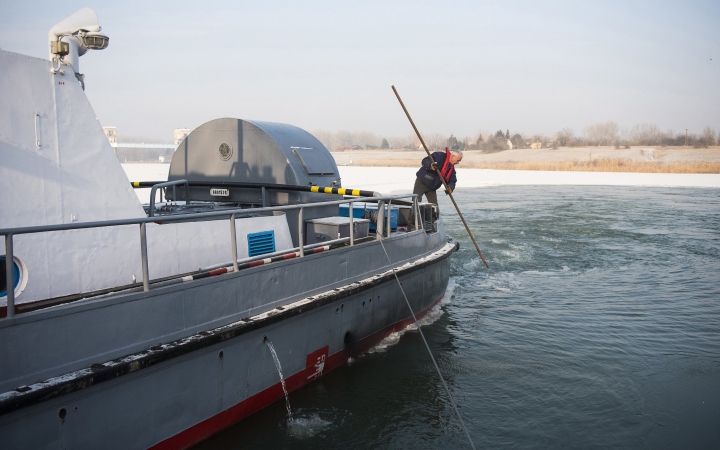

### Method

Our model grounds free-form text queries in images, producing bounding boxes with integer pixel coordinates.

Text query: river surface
[195,185,720,449]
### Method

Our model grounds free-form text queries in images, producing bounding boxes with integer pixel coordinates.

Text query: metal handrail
[0,194,414,236]
[1,193,421,318]
[148,179,189,217]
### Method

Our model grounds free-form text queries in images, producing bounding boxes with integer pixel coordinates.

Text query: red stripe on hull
[149,294,446,450]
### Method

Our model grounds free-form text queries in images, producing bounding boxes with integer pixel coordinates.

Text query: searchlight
[48,8,109,89]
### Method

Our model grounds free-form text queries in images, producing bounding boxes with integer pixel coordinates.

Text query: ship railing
[1,193,423,319]
[147,179,189,217]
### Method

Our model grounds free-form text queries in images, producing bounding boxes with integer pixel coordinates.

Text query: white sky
[1,0,718,141]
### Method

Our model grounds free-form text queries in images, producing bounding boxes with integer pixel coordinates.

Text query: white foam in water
[288,413,332,439]
[365,278,457,354]
[481,272,521,293]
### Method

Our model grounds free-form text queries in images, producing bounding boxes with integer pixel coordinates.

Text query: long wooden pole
[392,85,489,269]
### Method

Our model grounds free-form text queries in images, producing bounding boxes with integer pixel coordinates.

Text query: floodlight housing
[83,32,109,50]
[48,8,109,89]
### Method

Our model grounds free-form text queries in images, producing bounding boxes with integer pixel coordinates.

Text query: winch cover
[168,118,340,194]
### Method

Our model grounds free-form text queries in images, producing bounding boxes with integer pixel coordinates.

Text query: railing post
[230,214,239,272]
[349,202,354,246]
[149,186,157,217]
[376,201,384,240]
[5,234,15,318]
[261,186,269,207]
[298,207,304,257]
[139,223,150,292]
[413,195,420,230]
[386,200,392,238]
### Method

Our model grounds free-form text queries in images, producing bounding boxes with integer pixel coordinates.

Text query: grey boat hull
[0,230,457,449]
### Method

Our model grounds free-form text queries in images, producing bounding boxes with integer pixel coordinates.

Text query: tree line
[314,123,718,152]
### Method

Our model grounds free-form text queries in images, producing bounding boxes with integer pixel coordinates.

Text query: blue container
[339,203,398,231]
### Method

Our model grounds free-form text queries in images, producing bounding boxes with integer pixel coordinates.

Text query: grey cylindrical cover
[168,118,341,203]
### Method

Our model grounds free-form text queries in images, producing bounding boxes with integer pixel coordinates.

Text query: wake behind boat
[0,9,457,449]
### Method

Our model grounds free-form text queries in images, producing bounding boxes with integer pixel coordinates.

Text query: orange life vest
[440,147,454,182]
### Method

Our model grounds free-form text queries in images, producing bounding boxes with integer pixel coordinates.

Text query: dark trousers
[413,177,438,208]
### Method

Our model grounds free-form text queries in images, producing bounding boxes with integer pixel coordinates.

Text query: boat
[0,8,458,449]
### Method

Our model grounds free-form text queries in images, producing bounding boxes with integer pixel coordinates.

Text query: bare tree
[701,126,717,146]
[422,133,447,150]
[556,127,575,146]
[628,123,662,146]
[584,121,619,146]
[312,130,338,151]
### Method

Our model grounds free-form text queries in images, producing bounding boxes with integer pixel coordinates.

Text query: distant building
[506,139,513,150]
[530,142,542,149]
[174,128,191,145]
[103,126,117,144]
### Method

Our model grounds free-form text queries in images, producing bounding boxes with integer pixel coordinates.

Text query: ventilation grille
[247,230,276,257]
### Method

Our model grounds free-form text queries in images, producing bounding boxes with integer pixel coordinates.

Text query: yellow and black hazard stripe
[308,186,373,197]
[130,181,375,197]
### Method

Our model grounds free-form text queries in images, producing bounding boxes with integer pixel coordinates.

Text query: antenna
[48,8,109,90]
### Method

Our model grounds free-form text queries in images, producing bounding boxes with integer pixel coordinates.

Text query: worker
[414,147,462,209]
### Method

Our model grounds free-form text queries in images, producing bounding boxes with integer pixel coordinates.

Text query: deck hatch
[247,230,276,257]
[292,147,336,175]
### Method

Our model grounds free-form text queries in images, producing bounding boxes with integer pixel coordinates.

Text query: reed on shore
[345,158,720,174]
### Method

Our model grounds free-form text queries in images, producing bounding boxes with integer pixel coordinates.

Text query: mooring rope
[377,237,477,450]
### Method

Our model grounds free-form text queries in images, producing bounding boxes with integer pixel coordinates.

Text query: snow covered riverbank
[122,164,720,202]
[338,166,720,194]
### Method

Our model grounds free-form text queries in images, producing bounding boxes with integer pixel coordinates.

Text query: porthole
[0,256,27,299]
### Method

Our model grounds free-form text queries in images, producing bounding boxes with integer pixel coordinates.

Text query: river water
[195,185,720,449]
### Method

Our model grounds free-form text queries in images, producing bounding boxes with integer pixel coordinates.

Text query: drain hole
[362,301,365,306]
[344,331,351,343]
[219,351,224,359]
[58,408,67,420]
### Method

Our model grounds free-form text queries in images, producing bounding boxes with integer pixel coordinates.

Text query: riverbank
[331,146,720,174]
[122,164,720,202]
[339,167,720,194]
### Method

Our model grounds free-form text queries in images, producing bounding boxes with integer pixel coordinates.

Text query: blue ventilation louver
[247,230,276,257]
